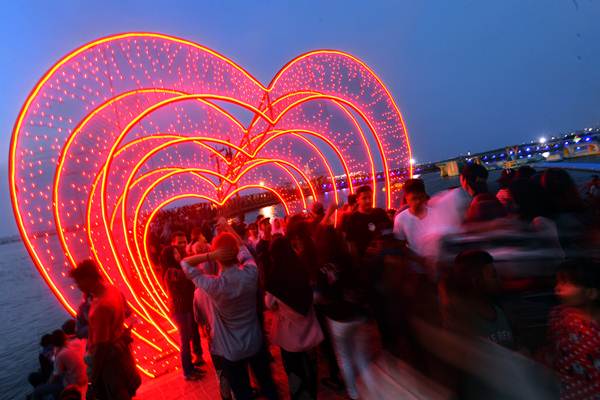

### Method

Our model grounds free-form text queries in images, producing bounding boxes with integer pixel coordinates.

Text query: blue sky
[1,0,599,236]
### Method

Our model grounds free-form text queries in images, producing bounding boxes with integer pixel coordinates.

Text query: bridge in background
[434,128,600,177]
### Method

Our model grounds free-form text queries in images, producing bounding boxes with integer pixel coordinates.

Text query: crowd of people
[28,164,600,399]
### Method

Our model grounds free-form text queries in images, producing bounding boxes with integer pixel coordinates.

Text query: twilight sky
[0,0,599,236]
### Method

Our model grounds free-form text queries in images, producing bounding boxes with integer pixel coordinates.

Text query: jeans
[215,345,278,400]
[326,318,373,399]
[280,348,318,400]
[210,353,233,400]
[173,311,202,376]
[314,307,341,381]
[191,319,203,360]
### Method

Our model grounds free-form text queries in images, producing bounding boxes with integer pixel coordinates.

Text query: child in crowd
[549,259,600,399]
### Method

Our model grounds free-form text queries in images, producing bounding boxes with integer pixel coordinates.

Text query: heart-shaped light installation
[9,32,412,377]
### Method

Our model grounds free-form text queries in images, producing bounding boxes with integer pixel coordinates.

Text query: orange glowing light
[9,32,411,377]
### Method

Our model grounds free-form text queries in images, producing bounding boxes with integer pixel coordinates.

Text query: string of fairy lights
[9,33,411,377]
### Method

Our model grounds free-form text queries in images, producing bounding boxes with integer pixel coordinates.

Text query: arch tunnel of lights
[9,32,412,377]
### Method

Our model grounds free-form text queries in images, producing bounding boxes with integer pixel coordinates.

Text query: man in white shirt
[393,179,433,269]
[181,232,278,400]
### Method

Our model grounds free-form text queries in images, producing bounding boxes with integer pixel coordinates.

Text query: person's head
[51,329,67,349]
[247,222,258,238]
[40,333,53,348]
[255,214,264,223]
[356,185,373,212]
[311,202,325,220]
[190,227,205,243]
[69,259,103,295]
[541,168,585,214]
[211,232,240,266]
[347,193,357,208]
[61,319,76,336]
[509,178,547,220]
[497,169,515,189]
[555,259,600,308]
[259,217,272,237]
[459,163,489,195]
[273,217,282,230]
[170,231,187,255]
[160,245,181,270]
[286,214,313,256]
[269,235,300,270]
[515,165,536,180]
[451,250,498,297]
[214,217,229,234]
[460,163,489,196]
[403,179,428,214]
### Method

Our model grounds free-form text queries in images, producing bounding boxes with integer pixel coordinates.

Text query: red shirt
[88,286,126,349]
[550,306,600,400]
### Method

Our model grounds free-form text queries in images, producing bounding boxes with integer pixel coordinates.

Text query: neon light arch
[9,32,411,377]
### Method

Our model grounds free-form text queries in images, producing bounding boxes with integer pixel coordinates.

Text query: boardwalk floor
[136,342,345,400]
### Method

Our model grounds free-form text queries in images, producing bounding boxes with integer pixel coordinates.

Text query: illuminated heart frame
[9,32,411,377]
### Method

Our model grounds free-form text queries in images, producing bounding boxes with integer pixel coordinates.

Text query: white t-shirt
[427,187,471,235]
[393,207,433,257]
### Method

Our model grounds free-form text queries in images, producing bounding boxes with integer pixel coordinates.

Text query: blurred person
[265,236,324,399]
[515,165,536,180]
[160,246,205,381]
[28,333,55,388]
[47,329,87,398]
[440,250,526,399]
[286,215,320,285]
[508,177,564,258]
[61,319,77,338]
[314,223,373,399]
[255,217,273,287]
[75,294,91,339]
[339,193,357,227]
[171,230,188,258]
[232,214,247,238]
[465,193,507,223]
[181,233,278,400]
[272,217,285,236]
[215,217,230,237]
[540,168,588,257]
[428,163,489,233]
[187,227,210,255]
[443,250,514,349]
[194,289,233,400]
[255,214,264,224]
[496,169,516,211]
[422,163,492,269]
[549,259,600,399]
[372,215,440,360]
[31,331,67,399]
[342,185,390,259]
[393,179,434,271]
[245,222,260,253]
[69,260,140,400]
[201,220,214,245]
[310,202,325,226]
[345,193,357,212]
